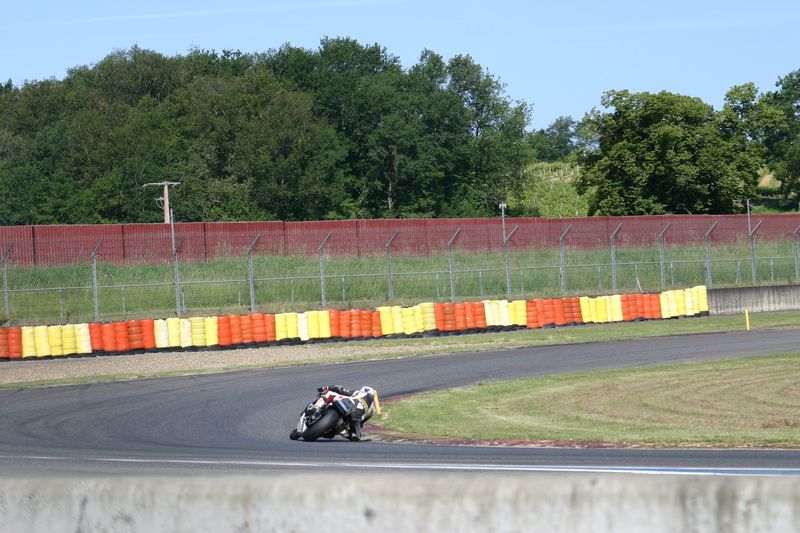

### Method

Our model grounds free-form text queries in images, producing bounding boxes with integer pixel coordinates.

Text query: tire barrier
[0,286,709,361]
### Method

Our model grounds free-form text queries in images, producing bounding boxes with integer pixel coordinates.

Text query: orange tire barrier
[360,310,372,338]
[539,299,554,327]
[572,297,584,324]
[526,300,540,329]
[89,323,103,351]
[434,303,445,332]
[454,303,467,331]
[350,310,362,338]
[0,328,8,359]
[263,313,276,342]
[371,310,382,337]
[650,293,662,319]
[635,294,646,320]
[6,327,22,359]
[217,315,233,346]
[240,314,254,344]
[141,319,156,349]
[471,302,487,329]
[339,310,352,339]
[442,303,456,332]
[251,313,267,343]
[464,302,476,329]
[114,322,130,352]
[229,315,243,345]
[127,320,145,350]
[100,323,115,352]
[553,298,567,326]
[328,309,341,338]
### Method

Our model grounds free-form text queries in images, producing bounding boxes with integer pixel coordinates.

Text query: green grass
[377,353,800,447]
[5,239,800,324]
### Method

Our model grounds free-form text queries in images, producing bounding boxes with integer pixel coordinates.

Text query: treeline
[0,38,798,224]
[0,39,532,224]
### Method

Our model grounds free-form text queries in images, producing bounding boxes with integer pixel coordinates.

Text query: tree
[528,116,578,162]
[577,90,764,215]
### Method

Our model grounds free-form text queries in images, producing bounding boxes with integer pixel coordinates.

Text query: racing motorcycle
[289,389,360,441]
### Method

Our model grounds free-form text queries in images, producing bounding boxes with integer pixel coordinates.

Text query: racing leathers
[318,385,379,441]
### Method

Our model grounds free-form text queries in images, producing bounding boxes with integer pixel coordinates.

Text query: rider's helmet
[358,386,375,396]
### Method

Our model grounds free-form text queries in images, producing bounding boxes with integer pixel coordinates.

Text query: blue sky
[2,0,798,129]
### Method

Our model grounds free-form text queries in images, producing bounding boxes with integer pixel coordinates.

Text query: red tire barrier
[569,297,583,325]
[217,315,233,346]
[89,323,103,351]
[101,323,116,352]
[6,327,22,359]
[442,303,456,332]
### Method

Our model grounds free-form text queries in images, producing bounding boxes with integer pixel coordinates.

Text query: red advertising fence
[2,214,800,267]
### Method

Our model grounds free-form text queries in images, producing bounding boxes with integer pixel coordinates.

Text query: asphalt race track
[1,329,800,476]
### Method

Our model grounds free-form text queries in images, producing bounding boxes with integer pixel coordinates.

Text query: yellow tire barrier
[22,326,36,358]
[390,306,403,335]
[401,307,416,335]
[204,317,218,346]
[377,306,394,335]
[579,296,593,323]
[297,312,310,341]
[413,305,424,333]
[286,312,299,340]
[275,313,288,341]
[420,302,436,331]
[179,319,193,348]
[76,323,92,354]
[154,319,169,348]
[60,325,76,355]
[166,318,181,347]
[34,325,51,357]
[319,310,331,339]
[609,295,623,323]
[306,311,320,339]
[190,317,206,347]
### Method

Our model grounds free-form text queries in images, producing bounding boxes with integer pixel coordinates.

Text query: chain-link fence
[3,215,800,325]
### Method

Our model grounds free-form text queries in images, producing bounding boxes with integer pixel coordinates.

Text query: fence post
[91,239,103,321]
[704,221,717,287]
[749,220,763,285]
[793,225,800,281]
[657,223,670,290]
[386,230,399,302]
[173,237,184,317]
[504,225,519,300]
[318,232,332,307]
[247,232,262,312]
[559,224,572,295]
[610,223,622,292]
[2,240,13,319]
[447,227,462,302]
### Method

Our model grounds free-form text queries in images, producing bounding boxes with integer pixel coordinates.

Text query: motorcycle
[290,387,380,441]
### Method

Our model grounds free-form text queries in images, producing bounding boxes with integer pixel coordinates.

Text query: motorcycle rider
[316,385,380,441]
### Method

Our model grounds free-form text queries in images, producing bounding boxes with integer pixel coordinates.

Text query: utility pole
[143,181,180,224]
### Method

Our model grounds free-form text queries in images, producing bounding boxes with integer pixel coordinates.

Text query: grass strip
[377,353,800,447]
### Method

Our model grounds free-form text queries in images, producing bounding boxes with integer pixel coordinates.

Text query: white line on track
[3,454,800,476]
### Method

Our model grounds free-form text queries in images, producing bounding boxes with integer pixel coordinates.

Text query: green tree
[577,90,765,215]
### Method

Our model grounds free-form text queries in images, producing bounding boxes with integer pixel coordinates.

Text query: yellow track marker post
[744,309,750,331]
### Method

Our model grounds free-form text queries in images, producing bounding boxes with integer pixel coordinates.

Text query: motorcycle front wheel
[302,410,339,441]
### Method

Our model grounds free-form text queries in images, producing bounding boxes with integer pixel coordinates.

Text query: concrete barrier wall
[1,473,798,533]
[709,285,800,314]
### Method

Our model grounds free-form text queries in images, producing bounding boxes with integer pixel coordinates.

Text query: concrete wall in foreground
[709,285,800,315]
[1,473,799,533]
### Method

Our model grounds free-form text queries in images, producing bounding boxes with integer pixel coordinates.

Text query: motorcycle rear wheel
[302,410,339,441]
